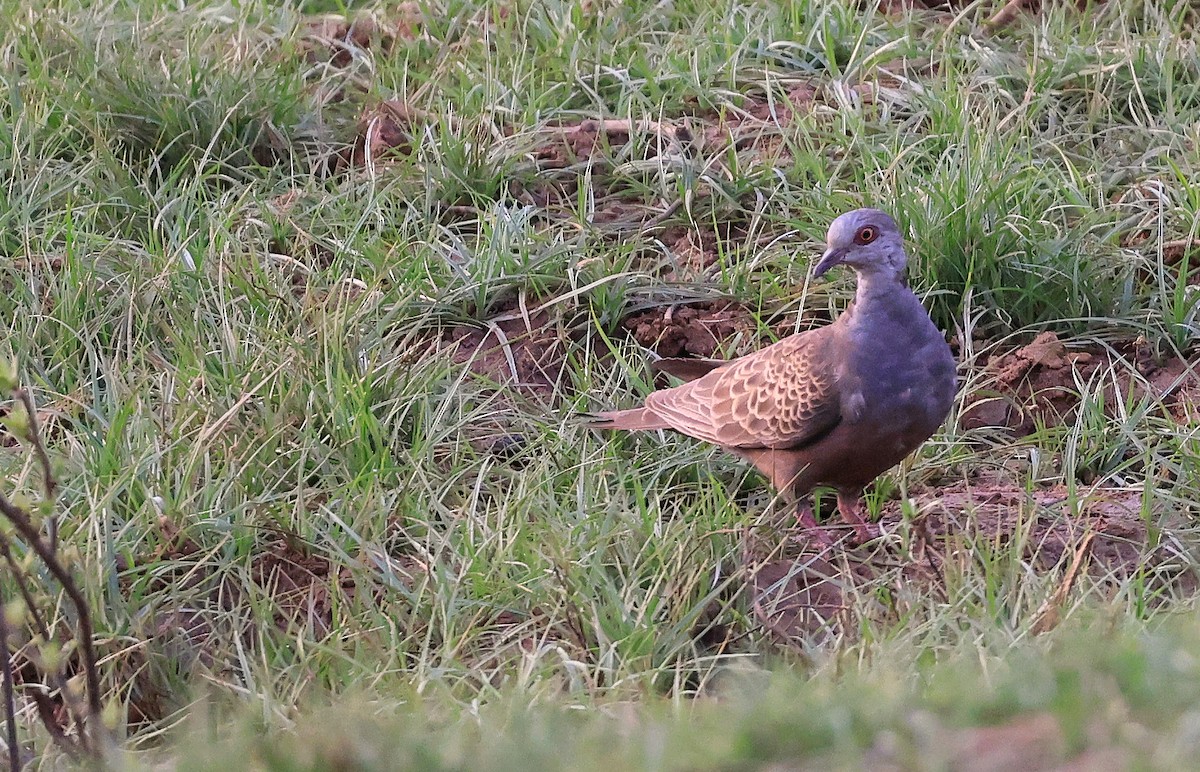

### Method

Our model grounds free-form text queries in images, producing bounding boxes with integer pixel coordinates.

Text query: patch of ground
[300,8,422,68]
[960,331,1199,434]
[248,539,356,638]
[441,303,572,399]
[336,85,829,231]
[654,227,723,282]
[748,478,1196,645]
[748,550,877,646]
[621,301,758,359]
[112,520,436,729]
[871,0,1091,29]
[864,711,1068,770]
[532,118,693,169]
[115,516,579,728]
[523,89,819,174]
[884,478,1175,575]
[340,99,445,170]
[438,300,578,459]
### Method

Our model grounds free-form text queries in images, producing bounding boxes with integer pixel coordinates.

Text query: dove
[588,208,957,545]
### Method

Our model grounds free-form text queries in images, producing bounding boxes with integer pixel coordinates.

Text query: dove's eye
[854,226,878,245]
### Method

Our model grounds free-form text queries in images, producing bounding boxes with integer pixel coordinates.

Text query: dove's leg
[795,500,834,548]
[835,491,879,545]
[734,448,832,547]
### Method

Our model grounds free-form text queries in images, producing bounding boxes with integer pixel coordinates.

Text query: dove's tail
[578,408,672,431]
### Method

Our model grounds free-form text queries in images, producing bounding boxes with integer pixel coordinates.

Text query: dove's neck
[853,270,909,307]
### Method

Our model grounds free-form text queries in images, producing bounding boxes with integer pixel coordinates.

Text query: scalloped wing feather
[643,330,842,449]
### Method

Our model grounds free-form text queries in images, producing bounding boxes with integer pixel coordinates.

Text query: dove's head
[812,208,907,279]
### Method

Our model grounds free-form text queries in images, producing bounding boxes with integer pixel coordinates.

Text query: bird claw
[846,521,882,547]
[791,500,881,550]
[834,496,882,547]
[792,503,836,550]
[789,530,835,555]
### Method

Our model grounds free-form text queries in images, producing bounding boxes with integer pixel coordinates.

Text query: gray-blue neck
[854,268,910,306]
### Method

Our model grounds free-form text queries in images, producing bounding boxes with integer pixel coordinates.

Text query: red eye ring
[854,226,878,245]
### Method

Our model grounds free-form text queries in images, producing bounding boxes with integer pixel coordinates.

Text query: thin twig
[0,532,91,751]
[0,492,104,751]
[0,537,51,641]
[0,380,105,756]
[15,388,58,551]
[1,604,20,772]
[27,689,84,760]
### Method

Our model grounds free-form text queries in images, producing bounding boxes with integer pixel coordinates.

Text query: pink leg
[795,500,834,548]
[836,492,879,545]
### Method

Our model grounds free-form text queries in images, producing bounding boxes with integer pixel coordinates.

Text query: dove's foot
[794,501,836,549]
[836,493,880,546]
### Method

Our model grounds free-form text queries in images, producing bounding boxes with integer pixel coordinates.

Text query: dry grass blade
[1031,532,1095,636]
[985,0,1035,31]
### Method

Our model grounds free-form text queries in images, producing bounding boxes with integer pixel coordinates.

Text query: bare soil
[622,301,758,359]
[299,8,422,69]
[961,331,1199,433]
[441,303,572,399]
[749,478,1197,646]
[438,300,578,461]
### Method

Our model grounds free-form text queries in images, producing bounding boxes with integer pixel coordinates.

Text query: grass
[149,612,1200,770]
[1,0,1199,767]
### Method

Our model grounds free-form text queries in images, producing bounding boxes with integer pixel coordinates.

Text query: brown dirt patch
[510,95,819,224]
[532,118,693,170]
[882,479,1175,576]
[748,550,878,644]
[871,0,1091,27]
[863,710,1130,771]
[749,479,1196,646]
[248,539,356,638]
[651,227,729,282]
[621,301,758,359]
[441,303,572,400]
[342,100,442,169]
[114,523,430,728]
[1161,239,1200,272]
[300,8,422,68]
[961,331,1199,434]
[436,297,587,461]
[871,711,1069,771]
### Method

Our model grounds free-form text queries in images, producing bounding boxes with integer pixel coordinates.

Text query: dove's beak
[812,246,848,278]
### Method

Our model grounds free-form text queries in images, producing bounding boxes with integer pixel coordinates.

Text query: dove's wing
[643,329,842,450]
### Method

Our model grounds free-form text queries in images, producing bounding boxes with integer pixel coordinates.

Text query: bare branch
[0,492,103,752]
[0,380,107,761]
[1,604,21,772]
[14,387,58,551]
[28,689,85,761]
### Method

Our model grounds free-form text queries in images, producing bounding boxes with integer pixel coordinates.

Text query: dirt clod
[659,229,722,282]
[344,100,438,168]
[249,540,352,637]
[300,7,422,67]
[622,302,756,358]
[748,550,877,644]
[961,331,1200,434]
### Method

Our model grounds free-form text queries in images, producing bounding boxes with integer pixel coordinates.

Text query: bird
[586,208,957,546]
